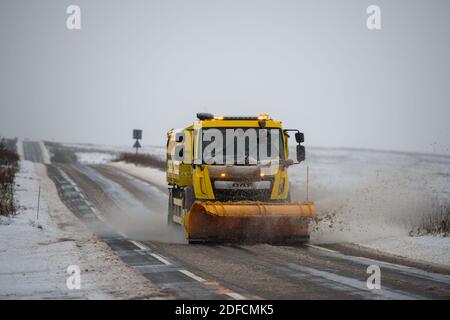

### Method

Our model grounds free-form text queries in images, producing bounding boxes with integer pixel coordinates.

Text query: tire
[183,187,195,211]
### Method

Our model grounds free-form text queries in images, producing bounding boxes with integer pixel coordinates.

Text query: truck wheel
[183,187,195,211]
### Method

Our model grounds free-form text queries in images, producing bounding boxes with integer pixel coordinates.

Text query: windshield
[200,127,284,165]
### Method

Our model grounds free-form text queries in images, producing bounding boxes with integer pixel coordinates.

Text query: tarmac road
[22,141,45,163]
[23,141,450,300]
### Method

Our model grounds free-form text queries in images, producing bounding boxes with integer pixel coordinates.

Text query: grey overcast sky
[1,0,449,154]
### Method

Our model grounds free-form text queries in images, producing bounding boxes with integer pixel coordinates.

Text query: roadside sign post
[36,185,40,220]
[133,139,141,155]
[132,129,142,155]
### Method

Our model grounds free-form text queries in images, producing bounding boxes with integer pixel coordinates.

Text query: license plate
[214,181,271,190]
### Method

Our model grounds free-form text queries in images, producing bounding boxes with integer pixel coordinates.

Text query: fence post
[36,185,41,220]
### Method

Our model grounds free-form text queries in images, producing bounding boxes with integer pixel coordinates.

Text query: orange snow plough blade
[185,201,316,243]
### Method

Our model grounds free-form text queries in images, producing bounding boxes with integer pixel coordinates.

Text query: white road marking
[179,269,207,282]
[55,165,251,299]
[117,231,128,239]
[57,168,78,187]
[129,240,149,251]
[308,244,450,285]
[287,262,420,300]
[178,269,248,300]
[150,253,172,265]
[56,166,107,226]
[224,291,247,300]
[306,244,337,253]
[57,170,132,241]
[336,252,450,285]
[89,206,106,222]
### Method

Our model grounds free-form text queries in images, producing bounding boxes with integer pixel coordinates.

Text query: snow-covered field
[357,235,449,267]
[0,160,172,299]
[290,148,450,240]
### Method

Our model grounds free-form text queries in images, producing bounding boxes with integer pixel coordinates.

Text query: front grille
[211,179,273,201]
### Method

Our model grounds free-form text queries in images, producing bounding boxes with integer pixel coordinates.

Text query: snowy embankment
[62,142,165,160]
[108,161,166,191]
[357,235,449,267]
[0,160,172,299]
[38,141,51,164]
[290,148,450,267]
[76,152,115,164]
[81,145,449,267]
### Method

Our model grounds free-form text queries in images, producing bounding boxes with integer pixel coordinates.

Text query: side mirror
[295,132,304,143]
[297,145,305,162]
[175,132,184,143]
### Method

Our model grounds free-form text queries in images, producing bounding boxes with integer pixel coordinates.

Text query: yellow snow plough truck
[166,113,316,243]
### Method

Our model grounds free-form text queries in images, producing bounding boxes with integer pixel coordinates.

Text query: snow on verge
[107,161,166,191]
[75,152,115,164]
[39,141,51,164]
[357,235,450,267]
[0,160,173,299]
[16,138,24,160]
